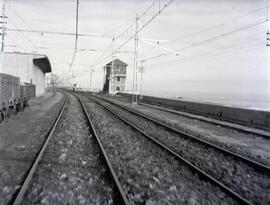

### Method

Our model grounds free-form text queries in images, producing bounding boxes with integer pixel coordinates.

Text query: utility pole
[69,0,79,72]
[139,60,145,99]
[75,0,79,50]
[0,0,7,73]
[111,37,116,94]
[267,2,270,47]
[103,66,106,91]
[89,69,94,92]
[267,31,270,47]
[111,58,114,94]
[131,14,139,106]
[0,0,6,52]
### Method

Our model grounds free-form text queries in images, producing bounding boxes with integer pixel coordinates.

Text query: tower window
[117,77,120,82]
[116,87,120,91]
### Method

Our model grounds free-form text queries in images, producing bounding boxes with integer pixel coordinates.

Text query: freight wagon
[0,73,20,120]
[20,82,36,107]
[0,73,37,122]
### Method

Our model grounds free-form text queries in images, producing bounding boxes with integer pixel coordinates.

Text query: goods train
[0,73,36,122]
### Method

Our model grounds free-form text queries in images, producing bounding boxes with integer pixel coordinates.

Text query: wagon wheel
[7,110,10,118]
[14,105,18,114]
[0,112,4,122]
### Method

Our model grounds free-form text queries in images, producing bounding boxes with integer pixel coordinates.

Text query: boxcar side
[0,73,20,119]
[20,82,36,107]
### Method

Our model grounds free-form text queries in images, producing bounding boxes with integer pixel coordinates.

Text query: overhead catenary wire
[178,40,266,66]
[91,0,175,69]
[5,3,41,53]
[6,28,115,39]
[141,5,269,62]
[5,44,133,53]
[6,2,112,55]
[88,0,175,69]
[7,3,37,32]
[114,0,165,40]
[170,5,270,43]
[90,0,161,67]
[142,19,269,62]
[7,17,39,51]
[148,37,265,68]
[69,0,79,72]
[6,2,114,39]
[4,1,266,87]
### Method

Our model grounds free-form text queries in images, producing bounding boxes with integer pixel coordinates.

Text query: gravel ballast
[107,95,270,166]
[0,91,66,205]
[21,94,118,205]
[81,95,239,205]
[91,96,270,205]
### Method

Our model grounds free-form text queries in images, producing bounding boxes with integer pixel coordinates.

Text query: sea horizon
[139,89,270,112]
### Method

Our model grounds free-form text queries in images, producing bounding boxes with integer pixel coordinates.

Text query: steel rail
[93,94,270,174]
[87,94,253,205]
[72,93,130,205]
[11,94,70,205]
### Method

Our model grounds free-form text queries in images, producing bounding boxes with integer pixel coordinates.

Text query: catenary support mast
[131,14,139,106]
[0,0,7,73]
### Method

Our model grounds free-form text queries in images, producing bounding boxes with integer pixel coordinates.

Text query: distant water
[141,90,270,111]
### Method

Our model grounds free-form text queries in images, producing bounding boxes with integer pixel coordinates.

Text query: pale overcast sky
[4,0,270,108]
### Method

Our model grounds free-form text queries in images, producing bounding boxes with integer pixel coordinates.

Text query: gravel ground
[91,96,270,205]
[81,95,239,205]
[107,96,270,166]
[0,90,66,205]
[21,93,118,205]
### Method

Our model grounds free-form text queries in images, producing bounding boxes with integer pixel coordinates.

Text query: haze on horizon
[3,0,270,109]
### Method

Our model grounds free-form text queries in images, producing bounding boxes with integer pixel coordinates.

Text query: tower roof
[106,58,128,67]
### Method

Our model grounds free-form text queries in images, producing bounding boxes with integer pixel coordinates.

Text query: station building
[103,59,127,94]
[1,52,51,96]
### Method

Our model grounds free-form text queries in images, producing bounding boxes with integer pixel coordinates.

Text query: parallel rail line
[109,95,270,139]
[11,94,70,205]
[85,93,269,205]
[10,93,130,205]
[73,93,130,205]
[93,94,270,174]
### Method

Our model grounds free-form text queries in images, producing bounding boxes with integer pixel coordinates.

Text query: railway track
[95,95,270,170]
[104,94,270,168]
[95,95,270,168]
[108,94,270,139]
[79,93,241,205]
[83,93,270,205]
[9,93,130,205]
